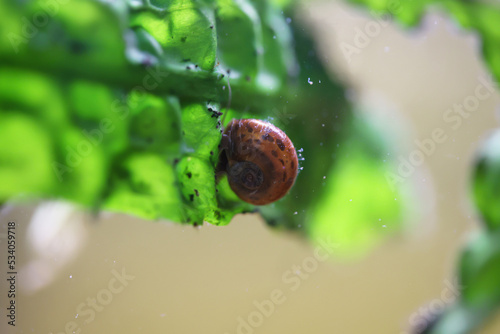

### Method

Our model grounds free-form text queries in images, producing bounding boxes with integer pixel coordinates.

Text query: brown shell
[220,119,298,205]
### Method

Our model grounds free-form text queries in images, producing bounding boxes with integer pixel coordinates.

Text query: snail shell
[218,119,299,205]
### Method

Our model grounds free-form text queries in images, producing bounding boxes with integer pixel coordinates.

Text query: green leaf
[343,0,500,330]
[105,153,184,221]
[472,129,500,231]
[346,0,500,85]
[460,230,500,308]
[308,124,403,257]
[0,113,55,199]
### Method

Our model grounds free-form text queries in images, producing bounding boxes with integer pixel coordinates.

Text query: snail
[217,119,299,205]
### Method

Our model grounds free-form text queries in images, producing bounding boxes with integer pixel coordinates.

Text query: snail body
[218,119,298,205]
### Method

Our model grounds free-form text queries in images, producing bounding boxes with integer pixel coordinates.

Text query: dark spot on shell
[246,138,252,144]
[246,124,253,133]
[262,134,274,142]
[242,145,248,151]
[286,178,294,186]
[187,172,192,179]
[279,159,285,166]
[291,160,295,169]
[271,150,278,158]
[194,189,199,197]
[283,172,287,182]
[276,139,285,151]
[254,139,261,144]
[189,194,194,202]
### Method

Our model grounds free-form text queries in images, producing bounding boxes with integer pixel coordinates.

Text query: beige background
[2,1,500,333]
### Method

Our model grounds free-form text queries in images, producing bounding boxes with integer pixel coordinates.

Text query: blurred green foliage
[0,0,407,257]
[4,0,500,331]
[343,0,500,333]
[347,0,500,86]
[473,130,500,231]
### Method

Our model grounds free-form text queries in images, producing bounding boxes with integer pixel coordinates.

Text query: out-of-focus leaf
[255,22,406,255]
[346,0,500,86]
[308,121,402,256]
[473,130,500,231]
[342,1,500,331]
[421,230,500,334]
[104,153,184,221]
[0,114,55,198]
[459,230,500,308]
[421,302,488,334]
